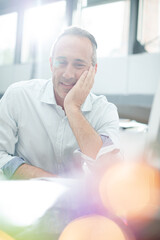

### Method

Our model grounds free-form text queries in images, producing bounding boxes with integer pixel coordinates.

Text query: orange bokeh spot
[59,215,129,240]
[0,230,15,240]
[99,161,160,220]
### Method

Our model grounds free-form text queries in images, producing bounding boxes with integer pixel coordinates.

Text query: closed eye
[58,60,67,66]
[53,59,67,68]
[74,63,86,69]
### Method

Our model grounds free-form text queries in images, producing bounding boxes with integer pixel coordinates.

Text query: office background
[0,0,160,123]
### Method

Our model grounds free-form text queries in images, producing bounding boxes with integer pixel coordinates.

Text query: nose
[62,63,75,80]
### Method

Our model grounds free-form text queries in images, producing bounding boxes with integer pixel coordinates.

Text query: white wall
[0,53,160,95]
[93,56,128,94]
[127,53,160,94]
[0,64,32,93]
[93,53,160,95]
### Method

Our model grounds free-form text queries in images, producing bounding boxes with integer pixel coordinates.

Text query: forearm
[66,107,102,159]
[12,163,56,180]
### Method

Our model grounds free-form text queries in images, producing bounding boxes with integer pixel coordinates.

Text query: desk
[0,123,160,240]
[0,174,160,240]
[0,177,117,240]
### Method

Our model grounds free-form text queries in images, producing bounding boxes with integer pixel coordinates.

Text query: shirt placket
[55,110,66,172]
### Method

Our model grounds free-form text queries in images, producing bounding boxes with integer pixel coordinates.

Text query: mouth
[60,82,75,89]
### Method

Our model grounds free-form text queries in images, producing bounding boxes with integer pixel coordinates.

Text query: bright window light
[80,1,130,57]
[0,12,17,65]
[138,0,160,53]
[0,181,67,226]
[21,1,66,63]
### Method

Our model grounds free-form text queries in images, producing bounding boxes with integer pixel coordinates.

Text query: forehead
[54,35,93,61]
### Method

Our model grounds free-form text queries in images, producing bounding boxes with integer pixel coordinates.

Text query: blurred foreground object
[0,230,15,240]
[99,161,160,221]
[59,215,134,240]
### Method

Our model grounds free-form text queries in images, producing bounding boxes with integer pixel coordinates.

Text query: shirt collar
[40,79,92,111]
[40,79,57,105]
[81,94,92,112]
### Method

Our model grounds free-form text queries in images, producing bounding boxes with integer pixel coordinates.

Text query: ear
[95,63,97,74]
[49,57,53,72]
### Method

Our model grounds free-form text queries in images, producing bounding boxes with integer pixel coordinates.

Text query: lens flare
[0,230,15,240]
[99,161,160,220]
[59,215,128,240]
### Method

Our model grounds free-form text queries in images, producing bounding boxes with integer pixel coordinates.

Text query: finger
[76,70,88,87]
[86,66,95,82]
[84,66,95,89]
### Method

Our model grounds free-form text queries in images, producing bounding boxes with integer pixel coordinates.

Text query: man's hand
[63,65,102,159]
[64,66,95,111]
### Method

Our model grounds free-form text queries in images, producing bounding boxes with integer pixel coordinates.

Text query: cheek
[52,69,62,83]
[75,69,86,80]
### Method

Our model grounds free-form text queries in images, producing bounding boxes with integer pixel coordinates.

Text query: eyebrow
[55,57,66,60]
[74,59,87,64]
[55,56,87,64]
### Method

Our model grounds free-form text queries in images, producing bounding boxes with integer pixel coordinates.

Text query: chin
[60,92,68,100]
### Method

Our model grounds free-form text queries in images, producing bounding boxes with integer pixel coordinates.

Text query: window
[73,0,130,57]
[0,12,17,65]
[138,0,160,53]
[21,1,66,63]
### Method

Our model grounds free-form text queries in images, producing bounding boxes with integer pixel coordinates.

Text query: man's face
[50,35,94,107]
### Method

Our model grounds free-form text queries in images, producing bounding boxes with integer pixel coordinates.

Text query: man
[0,27,120,179]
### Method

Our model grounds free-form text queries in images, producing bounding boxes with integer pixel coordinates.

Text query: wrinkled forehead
[53,35,93,61]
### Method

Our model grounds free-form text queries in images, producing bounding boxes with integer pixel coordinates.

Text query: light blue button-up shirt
[0,79,119,178]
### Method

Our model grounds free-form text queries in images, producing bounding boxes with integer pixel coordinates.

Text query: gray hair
[50,26,97,66]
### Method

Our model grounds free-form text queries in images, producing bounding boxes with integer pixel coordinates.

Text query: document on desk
[120,119,148,132]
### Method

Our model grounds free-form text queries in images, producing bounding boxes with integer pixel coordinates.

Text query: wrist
[65,104,81,116]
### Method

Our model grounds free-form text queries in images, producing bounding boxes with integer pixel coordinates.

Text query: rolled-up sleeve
[73,135,122,173]
[2,157,25,179]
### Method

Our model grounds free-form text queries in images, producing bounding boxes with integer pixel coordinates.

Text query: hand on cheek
[64,66,95,111]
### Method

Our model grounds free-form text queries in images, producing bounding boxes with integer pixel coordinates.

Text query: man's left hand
[64,66,95,111]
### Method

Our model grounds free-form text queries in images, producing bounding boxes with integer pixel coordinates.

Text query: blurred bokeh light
[99,161,160,220]
[59,215,131,240]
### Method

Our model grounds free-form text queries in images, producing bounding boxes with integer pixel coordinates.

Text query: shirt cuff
[1,157,25,179]
[100,134,113,147]
[73,135,120,173]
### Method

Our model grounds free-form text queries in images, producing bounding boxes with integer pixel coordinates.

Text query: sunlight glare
[0,180,67,226]
[22,1,66,62]
[24,2,65,42]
